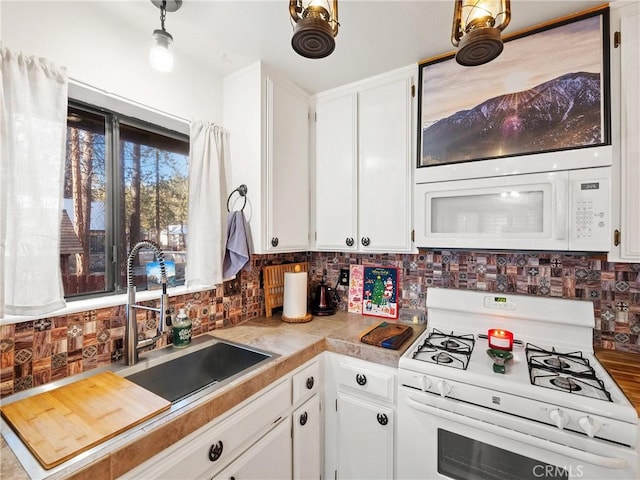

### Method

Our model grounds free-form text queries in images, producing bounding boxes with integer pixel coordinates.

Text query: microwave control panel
[569,168,611,250]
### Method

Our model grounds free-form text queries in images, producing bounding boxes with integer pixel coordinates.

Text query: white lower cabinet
[293,395,322,480]
[214,416,293,480]
[323,352,397,480]
[119,358,322,480]
[336,392,394,480]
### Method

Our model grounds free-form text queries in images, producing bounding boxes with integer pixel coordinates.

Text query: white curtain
[0,47,68,317]
[186,121,230,287]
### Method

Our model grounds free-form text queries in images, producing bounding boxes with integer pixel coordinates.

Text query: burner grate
[526,343,612,401]
[412,329,475,370]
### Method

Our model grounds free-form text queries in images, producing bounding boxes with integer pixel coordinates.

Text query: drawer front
[334,357,395,402]
[122,379,291,479]
[292,360,320,405]
[212,416,293,480]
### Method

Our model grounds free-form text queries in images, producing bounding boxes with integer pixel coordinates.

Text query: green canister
[172,308,192,348]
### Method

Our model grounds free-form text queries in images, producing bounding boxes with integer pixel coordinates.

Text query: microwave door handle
[555,177,568,240]
[405,396,628,470]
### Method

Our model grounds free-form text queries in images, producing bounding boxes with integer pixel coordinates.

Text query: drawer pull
[377,413,388,426]
[208,441,224,462]
[300,411,308,426]
[306,376,315,390]
[355,373,367,386]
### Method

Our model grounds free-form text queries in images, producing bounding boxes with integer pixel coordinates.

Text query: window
[62,102,189,298]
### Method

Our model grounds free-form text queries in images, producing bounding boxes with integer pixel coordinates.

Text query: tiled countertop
[1,311,425,480]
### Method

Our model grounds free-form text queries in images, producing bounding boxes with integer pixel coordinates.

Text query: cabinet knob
[300,411,308,426]
[361,237,370,247]
[271,237,279,247]
[345,237,354,247]
[377,413,388,426]
[208,440,224,462]
[355,373,367,386]
[306,376,315,389]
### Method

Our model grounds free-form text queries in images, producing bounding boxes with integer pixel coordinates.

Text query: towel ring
[227,184,248,212]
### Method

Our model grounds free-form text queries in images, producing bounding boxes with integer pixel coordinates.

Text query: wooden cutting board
[360,322,414,350]
[0,371,171,469]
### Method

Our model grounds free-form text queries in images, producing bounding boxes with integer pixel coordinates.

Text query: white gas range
[397,288,638,480]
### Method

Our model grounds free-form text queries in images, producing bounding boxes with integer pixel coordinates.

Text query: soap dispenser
[172,308,192,348]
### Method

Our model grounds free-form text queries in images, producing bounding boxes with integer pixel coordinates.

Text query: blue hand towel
[223,210,251,280]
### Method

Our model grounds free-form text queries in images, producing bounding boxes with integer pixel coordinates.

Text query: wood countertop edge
[595,348,640,417]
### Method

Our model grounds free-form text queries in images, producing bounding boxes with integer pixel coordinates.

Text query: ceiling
[117,0,607,94]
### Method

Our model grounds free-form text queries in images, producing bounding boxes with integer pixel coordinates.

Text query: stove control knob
[419,376,431,391]
[550,409,570,430]
[437,380,451,398]
[578,416,600,438]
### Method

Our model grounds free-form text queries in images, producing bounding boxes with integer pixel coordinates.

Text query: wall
[0,1,223,125]
[1,249,638,398]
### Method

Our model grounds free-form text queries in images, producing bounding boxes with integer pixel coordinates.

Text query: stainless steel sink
[125,339,276,403]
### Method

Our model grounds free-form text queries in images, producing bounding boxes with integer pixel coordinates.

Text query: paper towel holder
[282,264,313,324]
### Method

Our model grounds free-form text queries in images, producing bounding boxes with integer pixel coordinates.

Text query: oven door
[397,387,638,480]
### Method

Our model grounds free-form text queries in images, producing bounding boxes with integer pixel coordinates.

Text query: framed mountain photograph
[417,7,610,168]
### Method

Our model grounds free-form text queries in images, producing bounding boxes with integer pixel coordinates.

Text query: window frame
[65,99,190,301]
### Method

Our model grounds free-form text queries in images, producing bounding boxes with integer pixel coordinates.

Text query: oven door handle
[406,396,628,470]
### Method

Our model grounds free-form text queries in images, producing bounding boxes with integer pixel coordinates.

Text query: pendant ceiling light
[289,0,339,59]
[149,0,182,72]
[451,0,511,66]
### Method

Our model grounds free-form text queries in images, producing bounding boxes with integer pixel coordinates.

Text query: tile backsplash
[1,249,638,397]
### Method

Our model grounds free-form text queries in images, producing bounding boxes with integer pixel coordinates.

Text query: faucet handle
[160,293,172,329]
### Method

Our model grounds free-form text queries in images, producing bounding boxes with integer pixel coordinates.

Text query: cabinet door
[266,77,310,253]
[293,395,321,480]
[336,392,394,480]
[617,3,640,261]
[358,74,413,252]
[213,416,292,480]
[314,93,358,251]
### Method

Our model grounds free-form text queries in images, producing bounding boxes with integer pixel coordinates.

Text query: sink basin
[125,340,275,403]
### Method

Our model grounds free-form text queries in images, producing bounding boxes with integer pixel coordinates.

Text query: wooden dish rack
[263,262,308,318]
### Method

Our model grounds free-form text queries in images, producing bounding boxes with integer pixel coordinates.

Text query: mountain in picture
[421,72,603,165]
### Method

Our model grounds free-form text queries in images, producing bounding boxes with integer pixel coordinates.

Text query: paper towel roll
[284,272,307,318]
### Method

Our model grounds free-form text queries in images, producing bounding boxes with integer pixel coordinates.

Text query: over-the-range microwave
[413,146,612,252]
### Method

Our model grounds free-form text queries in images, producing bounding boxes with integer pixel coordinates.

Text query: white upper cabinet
[224,62,310,254]
[609,1,640,262]
[313,66,415,253]
[314,93,358,251]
